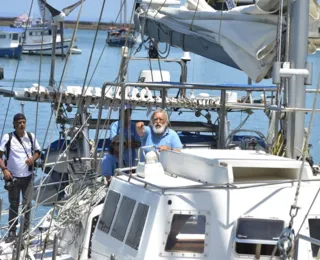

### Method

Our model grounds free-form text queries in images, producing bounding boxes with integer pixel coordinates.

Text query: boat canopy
[135,0,320,82]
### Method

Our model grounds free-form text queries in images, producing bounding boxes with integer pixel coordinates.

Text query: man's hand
[136,122,145,137]
[157,145,171,152]
[126,140,141,149]
[25,157,34,166]
[3,169,13,181]
[105,176,112,186]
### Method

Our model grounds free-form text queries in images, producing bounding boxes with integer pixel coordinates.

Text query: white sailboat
[13,0,82,56]
[0,0,320,259]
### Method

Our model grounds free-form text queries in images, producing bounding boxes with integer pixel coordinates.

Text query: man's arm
[157,146,181,152]
[127,140,141,149]
[109,121,118,139]
[101,154,114,177]
[136,122,145,137]
[171,130,183,151]
[0,134,12,180]
[158,129,183,152]
[25,151,41,166]
[26,135,41,166]
[0,151,12,180]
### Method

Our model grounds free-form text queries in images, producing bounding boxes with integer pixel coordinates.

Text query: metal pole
[20,102,25,114]
[161,89,167,108]
[219,90,227,149]
[94,83,106,168]
[52,234,58,260]
[49,23,57,87]
[286,0,310,159]
[119,46,129,168]
[179,52,190,98]
[15,216,24,260]
[79,105,91,167]
[0,197,2,222]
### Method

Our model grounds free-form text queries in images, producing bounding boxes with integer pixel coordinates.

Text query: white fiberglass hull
[23,41,81,55]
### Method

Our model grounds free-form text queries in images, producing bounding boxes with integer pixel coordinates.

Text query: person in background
[101,135,126,184]
[109,108,141,167]
[136,108,183,152]
[0,113,41,243]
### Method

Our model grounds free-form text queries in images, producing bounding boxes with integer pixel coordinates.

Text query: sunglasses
[112,141,127,145]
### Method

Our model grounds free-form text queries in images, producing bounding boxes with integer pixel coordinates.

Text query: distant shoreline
[0,17,133,30]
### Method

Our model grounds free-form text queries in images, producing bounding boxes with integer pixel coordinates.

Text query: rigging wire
[34,0,87,215]
[32,1,89,257]
[0,0,35,140]
[291,73,320,217]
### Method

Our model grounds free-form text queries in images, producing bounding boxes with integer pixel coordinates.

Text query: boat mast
[285,0,310,159]
[120,0,123,28]
[124,0,127,28]
[119,46,129,168]
[49,22,58,87]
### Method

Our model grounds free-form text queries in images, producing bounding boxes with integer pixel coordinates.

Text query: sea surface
[0,28,320,228]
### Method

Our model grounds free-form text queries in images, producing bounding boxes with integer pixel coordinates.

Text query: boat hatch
[97,190,149,250]
[160,210,209,258]
[235,218,284,257]
[232,167,300,182]
[161,150,308,185]
[308,218,320,257]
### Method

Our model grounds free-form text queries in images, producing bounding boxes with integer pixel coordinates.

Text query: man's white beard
[152,123,167,134]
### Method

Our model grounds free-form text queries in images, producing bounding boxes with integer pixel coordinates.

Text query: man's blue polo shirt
[141,126,183,150]
[110,120,140,167]
[101,154,119,176]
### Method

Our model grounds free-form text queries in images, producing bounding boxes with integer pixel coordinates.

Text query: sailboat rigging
[0,0,320,259]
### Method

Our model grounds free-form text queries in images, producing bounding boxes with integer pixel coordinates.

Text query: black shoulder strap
[13,131,33,158]
[27,132,34,153]
[5,132,13,160]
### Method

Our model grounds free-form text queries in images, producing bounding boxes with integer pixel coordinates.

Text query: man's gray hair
[149,108,169,125]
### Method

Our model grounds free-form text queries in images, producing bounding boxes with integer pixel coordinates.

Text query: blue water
[0,29,320,226]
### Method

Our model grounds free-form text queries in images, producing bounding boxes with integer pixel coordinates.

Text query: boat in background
[106,27,136,47]
[19,22,81,56]
[0,27,24,59]
[106,0,137,47]
[12,0,82,56]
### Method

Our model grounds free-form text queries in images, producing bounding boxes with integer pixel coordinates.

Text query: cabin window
[0,35,6,39]
[235,218,284,257]
[12,34,18,40]
[165,214,206,253]
[29,32,32,36]
[125,203,149,250]
[111,196,136,242]
[97,190,120,234]
[308,218,320,257]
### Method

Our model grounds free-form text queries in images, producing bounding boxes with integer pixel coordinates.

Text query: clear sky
[0,0,136,23]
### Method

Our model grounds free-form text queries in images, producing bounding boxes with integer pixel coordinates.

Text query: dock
[0,17,133,31]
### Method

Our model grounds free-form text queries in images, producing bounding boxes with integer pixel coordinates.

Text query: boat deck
[115,149,319,191]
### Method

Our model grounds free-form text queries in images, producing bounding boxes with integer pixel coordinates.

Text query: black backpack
[5,132,34,162]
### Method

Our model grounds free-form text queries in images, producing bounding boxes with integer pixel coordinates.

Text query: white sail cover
[37,0,52,22]
[136,0,320,82]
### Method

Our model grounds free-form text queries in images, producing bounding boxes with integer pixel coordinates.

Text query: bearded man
[136,108,182,152]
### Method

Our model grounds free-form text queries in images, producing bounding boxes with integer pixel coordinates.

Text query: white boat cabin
[90,149,320,260]
[0,27,23,49]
